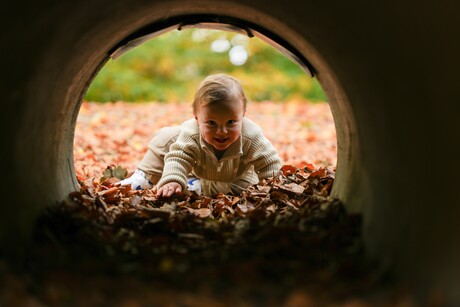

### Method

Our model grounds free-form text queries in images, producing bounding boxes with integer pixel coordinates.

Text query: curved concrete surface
[2,0,460,303]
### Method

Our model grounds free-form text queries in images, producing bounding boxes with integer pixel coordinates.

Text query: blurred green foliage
[85,29,327,103]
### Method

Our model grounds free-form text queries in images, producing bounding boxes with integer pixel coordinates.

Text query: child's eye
[227,120,237,125]
[207,120,216,126]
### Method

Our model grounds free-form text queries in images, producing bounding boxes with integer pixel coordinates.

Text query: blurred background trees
[85,28,327,103]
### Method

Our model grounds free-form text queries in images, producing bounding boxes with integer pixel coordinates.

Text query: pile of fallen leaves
[20,164,388,305]
[61,164,341,257]
[70,164,334,226]
[1,164,419,306]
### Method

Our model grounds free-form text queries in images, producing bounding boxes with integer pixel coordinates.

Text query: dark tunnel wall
[1,0,460,303]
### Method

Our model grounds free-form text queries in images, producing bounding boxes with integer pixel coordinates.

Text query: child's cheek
[230,125,242,134]
[202,126,213,135]
[201,127,215,140]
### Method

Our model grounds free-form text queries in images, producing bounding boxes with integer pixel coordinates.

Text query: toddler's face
[195,97,245,152]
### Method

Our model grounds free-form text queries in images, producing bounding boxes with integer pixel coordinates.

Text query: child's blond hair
[192,73,247,115]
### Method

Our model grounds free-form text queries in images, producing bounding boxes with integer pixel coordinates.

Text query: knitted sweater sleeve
[155,123,199,190]
[244,122,283,180]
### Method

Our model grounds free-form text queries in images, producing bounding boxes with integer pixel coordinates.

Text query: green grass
[85,29,327,103]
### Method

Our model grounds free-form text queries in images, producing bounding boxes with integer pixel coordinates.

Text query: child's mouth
[214,137,228,144]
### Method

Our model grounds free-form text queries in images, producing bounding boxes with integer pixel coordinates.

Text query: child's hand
[156,182,182,198]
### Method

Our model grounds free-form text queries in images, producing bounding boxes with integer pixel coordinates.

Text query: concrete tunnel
[1,0,460,303]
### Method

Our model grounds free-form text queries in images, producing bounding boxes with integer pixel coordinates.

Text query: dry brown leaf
[189,208,213,218]
[278,182,305,196]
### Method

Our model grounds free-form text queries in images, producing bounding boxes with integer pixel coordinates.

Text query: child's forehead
[201,97,244,110]
[199,99,245,116]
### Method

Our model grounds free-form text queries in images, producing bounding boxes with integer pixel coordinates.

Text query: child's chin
[212,143,230,151]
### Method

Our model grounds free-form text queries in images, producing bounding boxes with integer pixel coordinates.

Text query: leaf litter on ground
[73,101,337,180]
[17,163,411,306]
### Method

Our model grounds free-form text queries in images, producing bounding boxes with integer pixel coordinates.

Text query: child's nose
[216,125,227,135]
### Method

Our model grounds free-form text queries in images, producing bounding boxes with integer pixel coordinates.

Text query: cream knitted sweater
[156,117,282,195]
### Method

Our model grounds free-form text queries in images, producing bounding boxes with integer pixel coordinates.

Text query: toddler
[119,73,282,197]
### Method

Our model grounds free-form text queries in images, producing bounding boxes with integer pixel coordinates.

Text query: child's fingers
[157,187,170,197]
[155,186,167,197]
[156,183,182,197]
[174,185,182,194]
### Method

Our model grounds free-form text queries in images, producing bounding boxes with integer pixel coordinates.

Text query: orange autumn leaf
[281,164,297,176]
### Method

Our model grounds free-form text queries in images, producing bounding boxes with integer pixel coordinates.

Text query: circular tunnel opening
[43,15,365,303]
[74,20,336,181]
[68,14,357,213]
